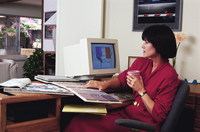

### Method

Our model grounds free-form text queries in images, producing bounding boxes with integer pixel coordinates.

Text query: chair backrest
[160,80,190,132]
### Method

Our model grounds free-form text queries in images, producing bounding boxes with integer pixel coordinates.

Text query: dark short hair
[142,25,177,59]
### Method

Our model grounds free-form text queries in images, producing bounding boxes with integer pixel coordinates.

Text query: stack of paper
[62,104,107,115]
[34,75,79,83]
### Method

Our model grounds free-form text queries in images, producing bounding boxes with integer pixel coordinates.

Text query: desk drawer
[195,127,200,132]
[197,96,200,105]
[195,118,200,128]
[6,117,60,132]
[186,94,195,104]
[185,104,195,109]
[196,105,200,118]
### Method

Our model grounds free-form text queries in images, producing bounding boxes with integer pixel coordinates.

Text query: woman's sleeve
[151,76,180,124]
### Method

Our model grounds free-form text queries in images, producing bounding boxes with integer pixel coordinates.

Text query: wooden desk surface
[0,81,70,104]
[189,84,200,94]
[0,92,68,104]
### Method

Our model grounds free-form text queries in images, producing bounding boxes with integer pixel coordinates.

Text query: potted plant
[23,49,44,80]
[33,38,41,48]
[6,25,16,37]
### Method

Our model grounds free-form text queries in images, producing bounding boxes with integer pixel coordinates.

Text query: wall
[56,0,104,76]
[43,0,57,51]
[57,0,200,80]
[0,3,41,18]
[104,0,200,80]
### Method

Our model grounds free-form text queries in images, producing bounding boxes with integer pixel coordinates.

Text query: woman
[64,25,180,132]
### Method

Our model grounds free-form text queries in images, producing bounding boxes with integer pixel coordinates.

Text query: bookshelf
[43,51,55,75]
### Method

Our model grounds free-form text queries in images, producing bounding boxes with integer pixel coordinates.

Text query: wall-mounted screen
[132,0,182,31]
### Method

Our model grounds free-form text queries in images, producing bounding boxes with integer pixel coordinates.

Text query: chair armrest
[115,119,156,131]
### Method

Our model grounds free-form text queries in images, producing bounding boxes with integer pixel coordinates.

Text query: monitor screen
[91,43,115,70]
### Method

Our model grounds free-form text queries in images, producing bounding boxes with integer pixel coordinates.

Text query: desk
[0,92,68,132]
[3,82,196,132]
[185,84,200,132]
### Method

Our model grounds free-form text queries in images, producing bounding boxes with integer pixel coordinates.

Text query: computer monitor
[63,38,120,80]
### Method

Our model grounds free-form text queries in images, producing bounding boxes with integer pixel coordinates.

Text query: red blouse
[118,57,180,131]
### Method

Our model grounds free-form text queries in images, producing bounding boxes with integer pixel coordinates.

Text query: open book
[0,78,31,88]
[51,81,134,104]
[67,88,122,104]
[108,91,134,102]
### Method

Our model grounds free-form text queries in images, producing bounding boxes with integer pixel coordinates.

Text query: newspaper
[0,78,31,88]
[4,83,74,95]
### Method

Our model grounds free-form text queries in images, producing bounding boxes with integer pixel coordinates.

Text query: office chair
[115,80,190,132]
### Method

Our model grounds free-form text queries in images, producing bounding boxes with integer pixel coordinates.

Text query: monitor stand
[73,75,113,81]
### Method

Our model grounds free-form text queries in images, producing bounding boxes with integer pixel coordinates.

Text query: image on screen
[91,43,115,70]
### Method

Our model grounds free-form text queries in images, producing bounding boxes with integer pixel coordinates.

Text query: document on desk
[67,88,122,104]
[0,78,31,88]
[4,83,74,95]
[62,104,107,115]
[34,75,79,83]
[51,81,87,89]
[108,91,134,102]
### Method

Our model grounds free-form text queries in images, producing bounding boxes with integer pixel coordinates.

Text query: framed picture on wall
[128,56,140,68]
[45,11,56,38]
[132,0,183,31]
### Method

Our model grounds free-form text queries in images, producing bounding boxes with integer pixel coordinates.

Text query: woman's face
[142,40,158,58]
